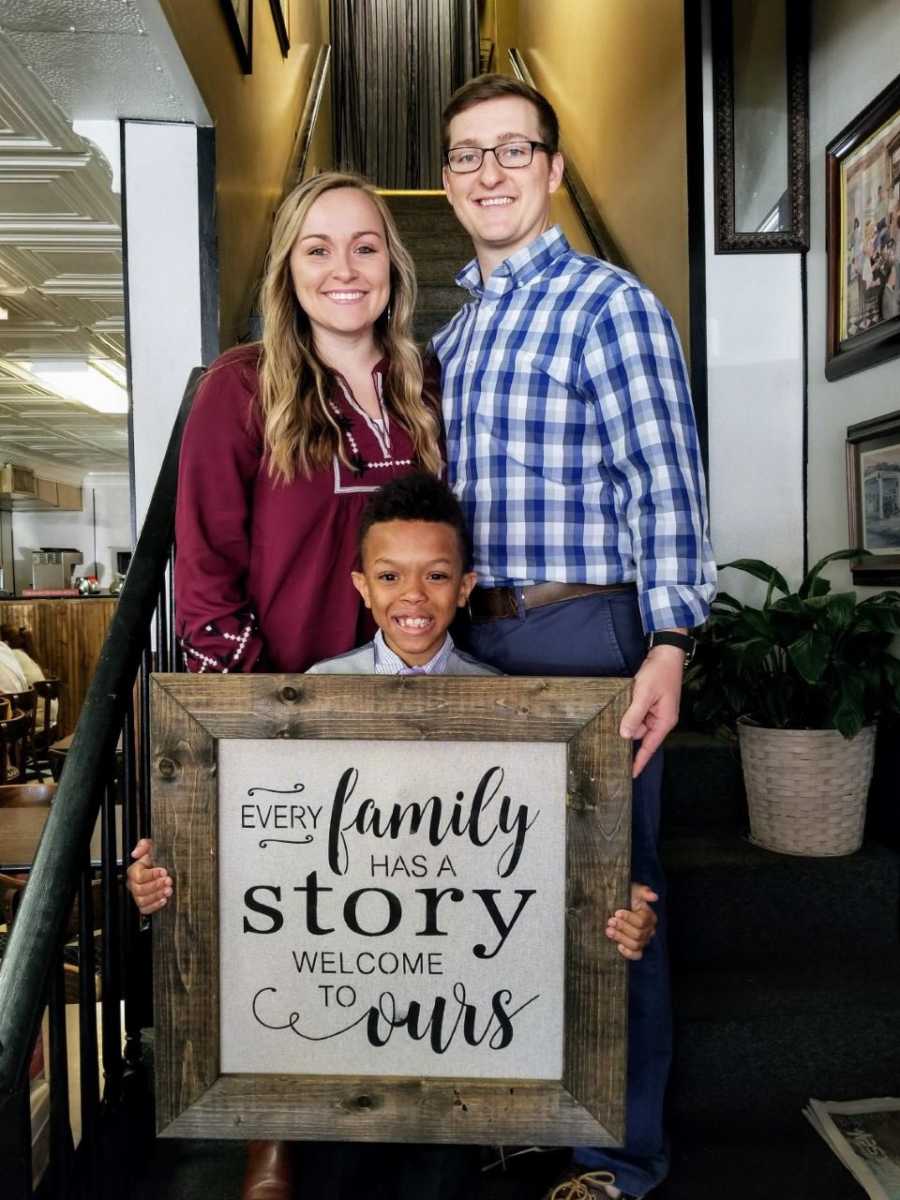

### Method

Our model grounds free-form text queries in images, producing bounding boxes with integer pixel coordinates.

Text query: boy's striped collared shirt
[430,226,717,633]
[372,628,455,675]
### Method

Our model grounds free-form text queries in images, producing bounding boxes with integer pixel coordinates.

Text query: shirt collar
[455,226,570,299]
[373,628,455,675]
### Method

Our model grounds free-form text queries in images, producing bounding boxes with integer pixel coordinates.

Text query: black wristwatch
[646,631,696,663]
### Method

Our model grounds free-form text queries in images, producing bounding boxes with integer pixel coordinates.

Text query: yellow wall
[160,0,330,348]
[515,0,690,350]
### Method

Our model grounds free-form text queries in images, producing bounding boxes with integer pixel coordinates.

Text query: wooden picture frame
[150,673,632,1145]
[220,0,252,75]
[826,73,900,381]
[846,409,900,585]
[270,0,290,57]
[712,0,809,253]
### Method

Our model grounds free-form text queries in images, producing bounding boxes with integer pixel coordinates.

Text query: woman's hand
[127,838,173,916]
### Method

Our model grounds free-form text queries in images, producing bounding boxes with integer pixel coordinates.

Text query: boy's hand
[605,883,659,960]
[127,837,173,915]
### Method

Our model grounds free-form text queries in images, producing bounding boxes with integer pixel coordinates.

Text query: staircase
[657,734,900,1198]
[384,193,472,344]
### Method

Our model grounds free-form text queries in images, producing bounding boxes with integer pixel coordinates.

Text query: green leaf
[788,630,833,683]
[738,608,775,639]
[798,549,858,599]
[719,558,789,594]
[711,592,745,612]
[819,591,858,632]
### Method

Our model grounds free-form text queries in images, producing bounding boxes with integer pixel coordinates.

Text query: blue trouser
[463,590,671,1198]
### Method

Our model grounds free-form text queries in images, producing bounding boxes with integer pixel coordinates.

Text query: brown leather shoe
[241,1140,295,1200]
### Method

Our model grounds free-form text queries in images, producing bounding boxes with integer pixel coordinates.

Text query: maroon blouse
[175,345,427,673]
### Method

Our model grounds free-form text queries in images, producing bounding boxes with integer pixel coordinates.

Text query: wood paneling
[0,598,117,737]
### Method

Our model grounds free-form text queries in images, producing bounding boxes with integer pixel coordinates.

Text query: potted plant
[683,550,900,856]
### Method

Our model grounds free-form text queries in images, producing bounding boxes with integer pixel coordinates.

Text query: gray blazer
[307,641,501,676]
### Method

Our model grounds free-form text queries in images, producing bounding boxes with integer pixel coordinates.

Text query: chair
[0,870,103,1003]
[0,781,58,808]
[32,678,61,744]
[0,711,31,784]
[1,689,36,773]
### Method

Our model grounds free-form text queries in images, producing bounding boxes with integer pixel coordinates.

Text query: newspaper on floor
[804,1097,900,1200]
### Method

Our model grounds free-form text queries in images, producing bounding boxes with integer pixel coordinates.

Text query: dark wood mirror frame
[712,0,810,254]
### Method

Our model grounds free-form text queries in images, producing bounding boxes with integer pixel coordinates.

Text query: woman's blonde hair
[258,171,441,482]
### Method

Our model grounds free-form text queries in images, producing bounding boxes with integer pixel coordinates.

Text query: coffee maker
[31,547,83,590]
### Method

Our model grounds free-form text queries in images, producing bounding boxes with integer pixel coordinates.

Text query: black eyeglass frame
[443,139,551,174]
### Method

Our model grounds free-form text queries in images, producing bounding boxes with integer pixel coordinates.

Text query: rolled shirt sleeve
[578,284,717,632]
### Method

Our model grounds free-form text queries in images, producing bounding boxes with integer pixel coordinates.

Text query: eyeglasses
[444,140,549,174]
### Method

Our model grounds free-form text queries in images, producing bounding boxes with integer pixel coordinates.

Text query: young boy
[307,472,497,677]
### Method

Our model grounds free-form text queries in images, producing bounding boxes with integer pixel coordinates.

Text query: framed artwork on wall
[220,0,253,75]
[826,73,900,381]
[270,0,290,57]
[846,409,900,585]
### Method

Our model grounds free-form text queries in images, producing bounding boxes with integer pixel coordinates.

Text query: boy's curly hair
[358,474,473,571]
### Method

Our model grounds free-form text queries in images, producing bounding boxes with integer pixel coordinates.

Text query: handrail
[508,47,628,270]
[0,369,202,1096]
[287,42,331,190]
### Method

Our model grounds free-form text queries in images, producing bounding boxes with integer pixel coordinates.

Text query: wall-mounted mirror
[712,0,809,253]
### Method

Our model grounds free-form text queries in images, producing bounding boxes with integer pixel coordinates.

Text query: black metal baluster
[168,553,178,669]
[100,775,122,1106]
[47,952,74,1200]
[139,637,153,839]
[77,856,101,1197]
[156,579,169,672]
[121,702,146,1073]
[0,1070,33,1198]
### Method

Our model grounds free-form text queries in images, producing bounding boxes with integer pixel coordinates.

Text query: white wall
[702,2,806,597]
[807,0,900,590]
[11,473,132,592]
[123,120,205,536]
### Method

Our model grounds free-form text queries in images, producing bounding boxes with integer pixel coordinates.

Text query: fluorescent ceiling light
[23,359,129,414]
[0,306,8,320]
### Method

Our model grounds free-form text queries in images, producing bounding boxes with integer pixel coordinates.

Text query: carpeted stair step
[655,1121,869,1200]
[668,959,900,1135]
[664,833,900,968]
[413,255,470,285]
[661,732,746,835]
[384,193,472,342]
[416,283,470,311]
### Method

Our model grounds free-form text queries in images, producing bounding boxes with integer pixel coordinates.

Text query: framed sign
[826,72,900,380]
[150,674,632,1145]
[847,408,900,584]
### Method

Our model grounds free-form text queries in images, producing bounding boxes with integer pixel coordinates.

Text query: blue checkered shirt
[430,227,717,633]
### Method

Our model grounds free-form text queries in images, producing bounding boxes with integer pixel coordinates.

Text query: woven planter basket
[737,720,877,856]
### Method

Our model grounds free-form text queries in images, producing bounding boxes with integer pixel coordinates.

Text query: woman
[175,170,442,676]
[129,172,472,1199]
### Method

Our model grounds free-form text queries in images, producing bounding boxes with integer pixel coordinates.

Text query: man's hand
[619,640,685,777]
[127,837,173,916]
[606,883,659,960]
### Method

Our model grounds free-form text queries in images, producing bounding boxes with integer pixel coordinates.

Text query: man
[430,74,716,1200]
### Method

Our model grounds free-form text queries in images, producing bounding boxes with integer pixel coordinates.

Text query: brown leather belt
[468,581,635,622]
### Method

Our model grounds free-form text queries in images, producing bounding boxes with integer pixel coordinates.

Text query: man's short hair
[441,73,560,157]
[358,473,474,571]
